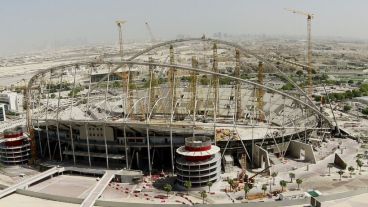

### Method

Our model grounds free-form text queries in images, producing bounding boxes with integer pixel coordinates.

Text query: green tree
[261,184,267,196]
[240,73,249,79]
[200,190,207,204]
[314,96,321,102]
[337,170,344,181]
[363,107,368,115]
[348,80,354,84]
[184,180,192,195]
[289,173,295,183]
[271,172,278,185]
[163,184,172,197]
[345,90,353,99]
[296,70,304,81]
[279,180,287,192]
[50,93,56,99]
[356,159,363,174]
[281,83,294,90]
[348,166,355,178]
[296,178,303,190]
[343,105,352,112]
[206,181,213,193]
[112,81,121,88]
[360,84,368,92]
[243,184,250,199]
[352,89,361,97]
[200,75,210,85]
[227,178,234,192]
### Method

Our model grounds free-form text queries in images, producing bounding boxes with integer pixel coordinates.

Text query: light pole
[269,178,272,193]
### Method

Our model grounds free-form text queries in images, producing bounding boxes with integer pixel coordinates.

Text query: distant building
[0,91,24,113]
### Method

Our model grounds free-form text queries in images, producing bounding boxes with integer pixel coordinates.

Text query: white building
[0,91,23,113]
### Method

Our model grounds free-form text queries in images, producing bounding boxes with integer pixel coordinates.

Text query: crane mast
[145,22,156,43]
[307,14,312,97]
[285,8,314,97]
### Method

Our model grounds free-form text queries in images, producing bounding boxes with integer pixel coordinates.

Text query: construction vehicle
[243,166,272,189]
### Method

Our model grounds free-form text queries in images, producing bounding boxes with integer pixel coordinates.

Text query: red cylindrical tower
[176,136,221,187]
[0,126,31,165]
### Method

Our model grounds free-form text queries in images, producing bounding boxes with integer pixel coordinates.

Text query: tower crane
[145,22,156,43]
[285,8,314,97]
[116,20,126,60]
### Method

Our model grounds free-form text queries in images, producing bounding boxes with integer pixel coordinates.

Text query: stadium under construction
[26,38,337,176]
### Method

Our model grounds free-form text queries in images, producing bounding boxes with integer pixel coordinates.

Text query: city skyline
[1,0,368,56]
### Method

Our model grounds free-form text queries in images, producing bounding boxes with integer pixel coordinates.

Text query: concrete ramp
[80,170,116,207]
[0,166,63,199]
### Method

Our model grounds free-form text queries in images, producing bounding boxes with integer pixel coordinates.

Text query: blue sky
[1,0,367,56]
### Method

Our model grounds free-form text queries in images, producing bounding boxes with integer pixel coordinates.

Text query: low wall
[16,189,83,204]
[95,200,187,207]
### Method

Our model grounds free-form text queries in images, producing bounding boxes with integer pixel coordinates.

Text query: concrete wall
[252,144,271,175]
[286,140,317,164]
[334,153,347,170]
[79,125,114,141]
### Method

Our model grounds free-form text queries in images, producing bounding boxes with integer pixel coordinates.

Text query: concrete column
[85,123,92,167]
[69,124,76,165]
[103,124,109,169]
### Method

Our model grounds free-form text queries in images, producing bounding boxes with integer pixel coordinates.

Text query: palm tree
[279,180,287,192]
[296,178,303,190]
[227,178,234,192]
[184,180,192,195]
[296,70,303,82]
[327,163,333,176]
[261,184,267,196]
[200,190,207,204]
[243,184,250,199]
[163,184,172,197]
[348,166,355,178]
[337,170,344,181]
[356,159,363,174]
[207,181,213,193]
[271,172,278,185]
[289,173,295,183]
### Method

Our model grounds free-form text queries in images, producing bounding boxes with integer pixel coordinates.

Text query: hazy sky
[1,0,368,56]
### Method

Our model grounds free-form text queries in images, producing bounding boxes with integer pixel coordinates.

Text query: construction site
[0,4,368,207]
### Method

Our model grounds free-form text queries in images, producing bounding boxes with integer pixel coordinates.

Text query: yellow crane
[285,8,314,97]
